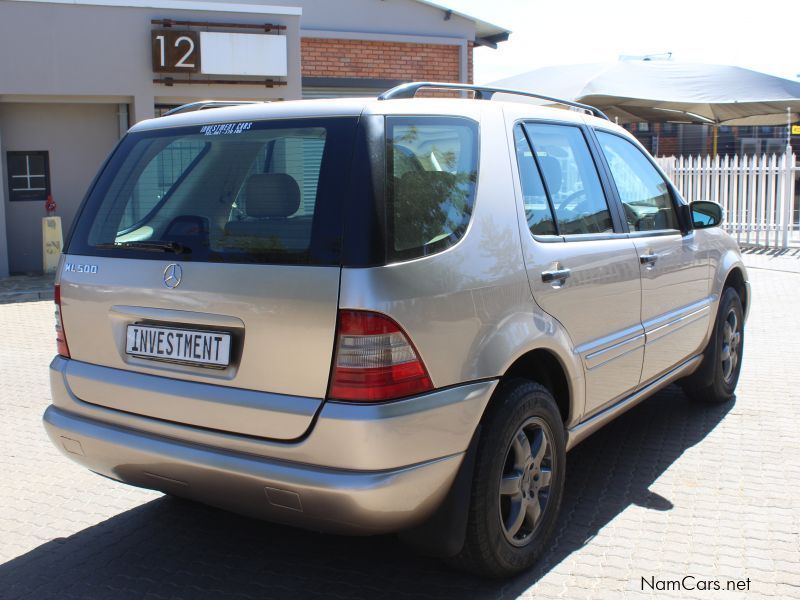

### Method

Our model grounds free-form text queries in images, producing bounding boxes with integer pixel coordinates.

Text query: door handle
[541,268,571,283]
[640,253,659,266]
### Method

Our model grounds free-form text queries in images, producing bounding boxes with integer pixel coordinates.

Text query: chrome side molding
[566,354,703,451]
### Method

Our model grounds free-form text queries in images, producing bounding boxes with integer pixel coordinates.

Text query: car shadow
[739,245,800,258]
[0,385,732,599]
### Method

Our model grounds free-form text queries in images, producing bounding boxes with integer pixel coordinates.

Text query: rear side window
[69,118,357,265]
[595,131,679,232]
[524,123,613,235]
[386,116,478,261]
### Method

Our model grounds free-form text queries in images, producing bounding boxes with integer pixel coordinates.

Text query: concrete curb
[0,289,54,304]
[0,274,55,304]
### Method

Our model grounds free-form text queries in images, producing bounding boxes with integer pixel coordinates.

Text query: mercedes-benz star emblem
[163,263,183,289]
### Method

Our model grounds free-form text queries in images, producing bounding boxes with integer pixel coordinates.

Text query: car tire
[682,286,744,403]
[448,379,566,578]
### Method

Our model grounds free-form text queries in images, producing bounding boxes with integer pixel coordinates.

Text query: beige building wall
[0,103,120,273]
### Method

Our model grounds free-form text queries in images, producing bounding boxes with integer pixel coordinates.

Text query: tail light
[328,310,433,402]
[54,284,70,358]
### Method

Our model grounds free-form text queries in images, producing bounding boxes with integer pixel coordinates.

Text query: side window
[386,116,479,261]
[514,125,556,236]
[596,131,679,232]
[119,140,206,232]
[524,123,613,235]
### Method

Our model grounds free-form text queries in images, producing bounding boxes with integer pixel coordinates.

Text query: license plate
[126,324,231,367]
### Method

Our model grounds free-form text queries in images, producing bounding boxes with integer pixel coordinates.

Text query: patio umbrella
[489,61,800,153]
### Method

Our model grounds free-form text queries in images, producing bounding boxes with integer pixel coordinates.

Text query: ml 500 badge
[64,263,98,274]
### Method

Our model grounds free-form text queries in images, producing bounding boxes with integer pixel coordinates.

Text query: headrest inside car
[537,155,562,195]
[245,173,301,218]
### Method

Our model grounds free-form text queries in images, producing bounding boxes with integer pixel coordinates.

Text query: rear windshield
[68,117,357,265]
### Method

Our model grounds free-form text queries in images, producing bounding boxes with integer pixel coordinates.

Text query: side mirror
[690,201,724,229]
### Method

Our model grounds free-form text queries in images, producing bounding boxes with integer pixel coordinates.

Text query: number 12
[156,34,195,68]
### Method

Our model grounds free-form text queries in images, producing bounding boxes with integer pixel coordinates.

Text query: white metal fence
[656,151,799,248]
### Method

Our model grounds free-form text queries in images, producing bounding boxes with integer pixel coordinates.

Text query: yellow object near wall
[792,125,800,136]
[42,216,63,274]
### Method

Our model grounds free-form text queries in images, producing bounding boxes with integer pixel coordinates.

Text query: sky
[444,0,800,84]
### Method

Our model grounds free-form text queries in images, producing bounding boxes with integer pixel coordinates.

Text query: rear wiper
[96,241,190,254]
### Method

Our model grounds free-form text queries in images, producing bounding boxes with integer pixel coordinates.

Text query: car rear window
[68,117,358,265]
[386,116,479,261]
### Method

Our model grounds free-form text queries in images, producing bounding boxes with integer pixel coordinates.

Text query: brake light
[54,284,70,358]
[329,310,433,402]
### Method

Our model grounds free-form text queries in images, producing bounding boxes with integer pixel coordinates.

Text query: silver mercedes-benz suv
[44,82,749,578]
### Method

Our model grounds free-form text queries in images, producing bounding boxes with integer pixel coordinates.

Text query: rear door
[512,122,644,418]
[60,116,358,438]
[593,129,711,384]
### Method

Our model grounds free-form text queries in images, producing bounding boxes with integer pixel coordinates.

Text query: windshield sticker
[200,122,253,136]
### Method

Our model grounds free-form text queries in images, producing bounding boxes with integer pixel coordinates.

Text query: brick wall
[302,38,466,83]
[658,136,680,157]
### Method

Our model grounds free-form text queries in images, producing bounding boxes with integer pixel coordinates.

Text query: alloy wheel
[720,308,741,383]
[498,417,555,547]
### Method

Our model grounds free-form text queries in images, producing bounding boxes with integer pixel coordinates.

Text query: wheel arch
[494,347,575,426]
[723,266,748,316]
[711,237,750,320]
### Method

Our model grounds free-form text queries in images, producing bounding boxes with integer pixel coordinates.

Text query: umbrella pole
[712,125,718,156]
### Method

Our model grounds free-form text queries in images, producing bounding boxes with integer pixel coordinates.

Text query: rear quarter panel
[338,105,586,423]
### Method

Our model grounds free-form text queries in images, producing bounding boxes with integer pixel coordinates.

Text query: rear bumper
[44,406,463,534]
[45,358,496,534]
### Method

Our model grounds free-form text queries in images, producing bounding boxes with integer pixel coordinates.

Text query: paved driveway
[0,268,798,599]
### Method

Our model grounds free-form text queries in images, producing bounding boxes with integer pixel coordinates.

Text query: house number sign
[151,30,201,73]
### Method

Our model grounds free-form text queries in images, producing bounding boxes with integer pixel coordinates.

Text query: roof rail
[377,82,610,121]
[161,100,265,117]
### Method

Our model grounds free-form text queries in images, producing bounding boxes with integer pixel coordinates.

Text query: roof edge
[410,0,510,40]
[2,0,302,16]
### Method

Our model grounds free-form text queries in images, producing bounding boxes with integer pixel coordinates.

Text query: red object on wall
[45,194,57,215]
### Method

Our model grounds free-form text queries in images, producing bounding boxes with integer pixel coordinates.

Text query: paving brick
[0,268,798,598]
